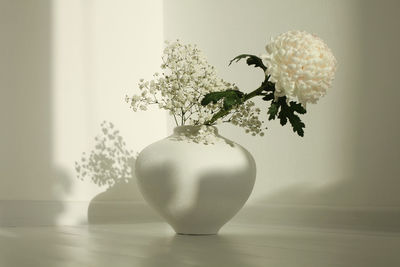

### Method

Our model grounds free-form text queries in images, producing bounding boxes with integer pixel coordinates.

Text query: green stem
[172,113,179,126]
[205,86,265,125]
[180,107,184,125]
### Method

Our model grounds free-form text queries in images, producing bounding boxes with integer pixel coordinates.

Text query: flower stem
[180,107,185,125]
[172,113,179,126]
[205,86,265,125]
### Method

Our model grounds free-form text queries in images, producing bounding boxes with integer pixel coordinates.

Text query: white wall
[0,0,166,225]
[164,0,400,230]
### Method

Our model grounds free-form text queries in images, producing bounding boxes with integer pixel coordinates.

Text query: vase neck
[173,125,218,137]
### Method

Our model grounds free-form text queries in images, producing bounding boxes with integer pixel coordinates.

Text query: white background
[1,0,399,228]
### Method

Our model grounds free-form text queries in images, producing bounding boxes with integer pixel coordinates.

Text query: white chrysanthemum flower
[262,31,337,106]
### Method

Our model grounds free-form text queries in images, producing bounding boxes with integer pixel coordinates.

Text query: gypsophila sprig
[126,40,235,126]
[75,121,135,187]
[229,101,264,136]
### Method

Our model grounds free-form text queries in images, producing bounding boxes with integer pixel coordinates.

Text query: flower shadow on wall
[75,121,161,224]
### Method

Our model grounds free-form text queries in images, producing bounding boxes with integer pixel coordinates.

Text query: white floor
[0,223,399,267]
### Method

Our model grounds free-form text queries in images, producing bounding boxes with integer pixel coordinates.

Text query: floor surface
[0,223,399,267]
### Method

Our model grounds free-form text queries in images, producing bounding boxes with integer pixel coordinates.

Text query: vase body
[135,126,256,235]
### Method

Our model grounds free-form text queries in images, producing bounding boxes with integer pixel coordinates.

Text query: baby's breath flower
[229,101,264,136]
[126,40,232,127]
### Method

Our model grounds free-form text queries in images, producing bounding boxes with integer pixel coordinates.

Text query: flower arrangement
[126,30,337,138]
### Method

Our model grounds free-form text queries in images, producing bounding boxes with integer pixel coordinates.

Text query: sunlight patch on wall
[51,0,166,224]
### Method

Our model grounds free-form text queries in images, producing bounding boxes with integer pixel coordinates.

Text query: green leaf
[223,96,239,110]
[201,91,227,106]
[267,102,279,120]
[289,101,306,114]
[229,54,267,71]
[278,110,288,126]
[201,89,244,110]
[269,97,307,137]
[262,93,274,101]
[288,113,305,137]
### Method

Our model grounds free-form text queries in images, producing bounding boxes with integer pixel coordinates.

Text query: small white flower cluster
[229,101,264,136]
[75,121,135,187]
[126,40,233,126]
[262,30,337,107]
[170,125,219,144]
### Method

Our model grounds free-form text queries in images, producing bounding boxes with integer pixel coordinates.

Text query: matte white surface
[136,126,256,234]
[1,223,399,267]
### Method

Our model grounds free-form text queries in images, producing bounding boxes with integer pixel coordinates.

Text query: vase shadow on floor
[139,234,251,267]
[87,179,163,224]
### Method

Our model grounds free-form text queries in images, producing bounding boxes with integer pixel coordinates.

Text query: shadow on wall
[76,122,161,224]
[235,0,400,231]
[0,0,72,226]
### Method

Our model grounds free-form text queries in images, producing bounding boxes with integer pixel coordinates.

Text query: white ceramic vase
[135,126,256,235]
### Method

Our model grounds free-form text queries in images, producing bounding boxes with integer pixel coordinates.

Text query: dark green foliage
[262,93,274,101]
[288,113,305,137]
[202,53,308,137]
[201,89,245,110]
[267,102,279,120]
[278,111,288,126]
[289,101,306,114]
[229,54,267,71]
[267,97,306,137]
